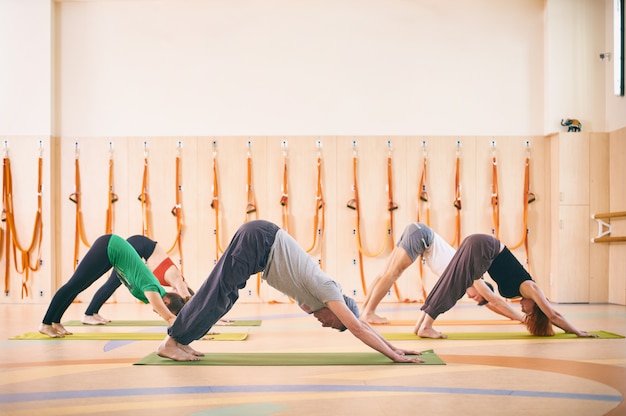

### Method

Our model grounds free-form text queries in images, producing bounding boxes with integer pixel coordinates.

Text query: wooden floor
[1,300,625,416]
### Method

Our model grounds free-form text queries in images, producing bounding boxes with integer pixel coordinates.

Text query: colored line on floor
[0,384,620,404]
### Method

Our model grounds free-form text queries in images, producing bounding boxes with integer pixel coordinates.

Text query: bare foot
[156,336,200,361]
[412,311,427,335]
[362,313,389,325]
[93,313,111,323]
[39,324,63,338]
[81,315,106,325]
[417,327,448,339]
[180,344,204,357]
[52,323,72,335]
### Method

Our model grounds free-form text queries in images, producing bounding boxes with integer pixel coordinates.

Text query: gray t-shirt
[263,229,344,312]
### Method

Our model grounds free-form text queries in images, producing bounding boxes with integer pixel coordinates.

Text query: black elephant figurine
[561,118,582,132]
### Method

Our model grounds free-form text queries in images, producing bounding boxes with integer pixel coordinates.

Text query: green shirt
[106,234,166,303]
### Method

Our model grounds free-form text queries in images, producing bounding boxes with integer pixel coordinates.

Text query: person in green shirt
[39,234,186,338]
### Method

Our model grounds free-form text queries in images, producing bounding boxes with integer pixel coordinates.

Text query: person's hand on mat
[391,351,425,363]
[573,330,598,338]
[395,347,422,356]
[393,348,425,363]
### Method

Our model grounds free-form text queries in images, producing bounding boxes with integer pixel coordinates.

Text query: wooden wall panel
[0,135,556,308]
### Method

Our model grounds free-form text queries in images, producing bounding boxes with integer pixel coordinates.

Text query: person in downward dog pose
[361,222,524,325]
[82,235,193,325]
[413,233,597,339]
[39,234,186,338]
[156,219,424,363]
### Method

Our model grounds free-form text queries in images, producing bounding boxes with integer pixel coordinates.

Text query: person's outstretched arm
[519,281,597,337]
[326,300,424,363]
[473,280,525,322]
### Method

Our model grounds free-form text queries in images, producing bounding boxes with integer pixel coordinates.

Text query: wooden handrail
[592,211,626,243]
[593,211,626,220]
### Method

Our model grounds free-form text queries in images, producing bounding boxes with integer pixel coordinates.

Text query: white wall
[3,1,623,136]
[605,0,626,131]
[54,0,546,137]
[0,0,51,135]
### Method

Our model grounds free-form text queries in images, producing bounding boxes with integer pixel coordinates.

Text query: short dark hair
[477,281,494,306]
[164,292,187,315]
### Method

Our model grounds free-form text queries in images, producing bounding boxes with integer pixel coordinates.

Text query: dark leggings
[42,235,113,325]
[84,235,157,315]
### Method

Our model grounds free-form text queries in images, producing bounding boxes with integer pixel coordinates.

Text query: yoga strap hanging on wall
[451,141,462,248]
[243,140,262,297]
[210,141,224,263]
[105,141,118,235]
[166,141,184,273]
[245,140,258,221]
[386,140,412,302]
[346,140,392,297]
[137,141,152,238]
[279,140,289,233]
[507,142,535,271]
[305,140,326,269]
[415,141,430,302]
[2,141,44,298]
[68,141,91,270]
[490,141,500,238]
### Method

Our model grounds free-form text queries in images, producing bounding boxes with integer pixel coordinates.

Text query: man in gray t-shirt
[157,220,423,363]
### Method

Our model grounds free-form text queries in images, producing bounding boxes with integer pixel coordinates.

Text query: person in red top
[82,235,193,325]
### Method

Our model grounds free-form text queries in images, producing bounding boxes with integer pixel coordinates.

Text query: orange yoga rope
[2,141,44,298]
[490,142,500,238]
[507,144,535,270]
[450,142,462,248]
[105,142,118,234]
[415,141,430,301]
[210,141,225,262]
[346,141,392,296]
[245,141,258,221]
[243,141,262,296]
[68,142,92,270]
[305,141,326,270]
[166,142,184,273]
[386,141,411,303]
[137,142,152,238]
[279,141,289,233]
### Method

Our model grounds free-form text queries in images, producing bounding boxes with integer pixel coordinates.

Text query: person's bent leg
[40,235,115,337]
[83,272,122,323]
[361,247,413,324]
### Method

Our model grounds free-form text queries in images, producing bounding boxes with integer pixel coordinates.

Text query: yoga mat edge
[381,330,624,341]
[133,349,445,366]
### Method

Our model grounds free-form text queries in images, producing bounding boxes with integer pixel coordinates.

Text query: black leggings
[84,235,157,315]
[42,235,113,325]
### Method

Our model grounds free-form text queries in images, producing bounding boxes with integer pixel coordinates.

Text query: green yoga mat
[134,349,445,366]
[10,332,248,341]
[382,330,624,341]
[62,319,261,327]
